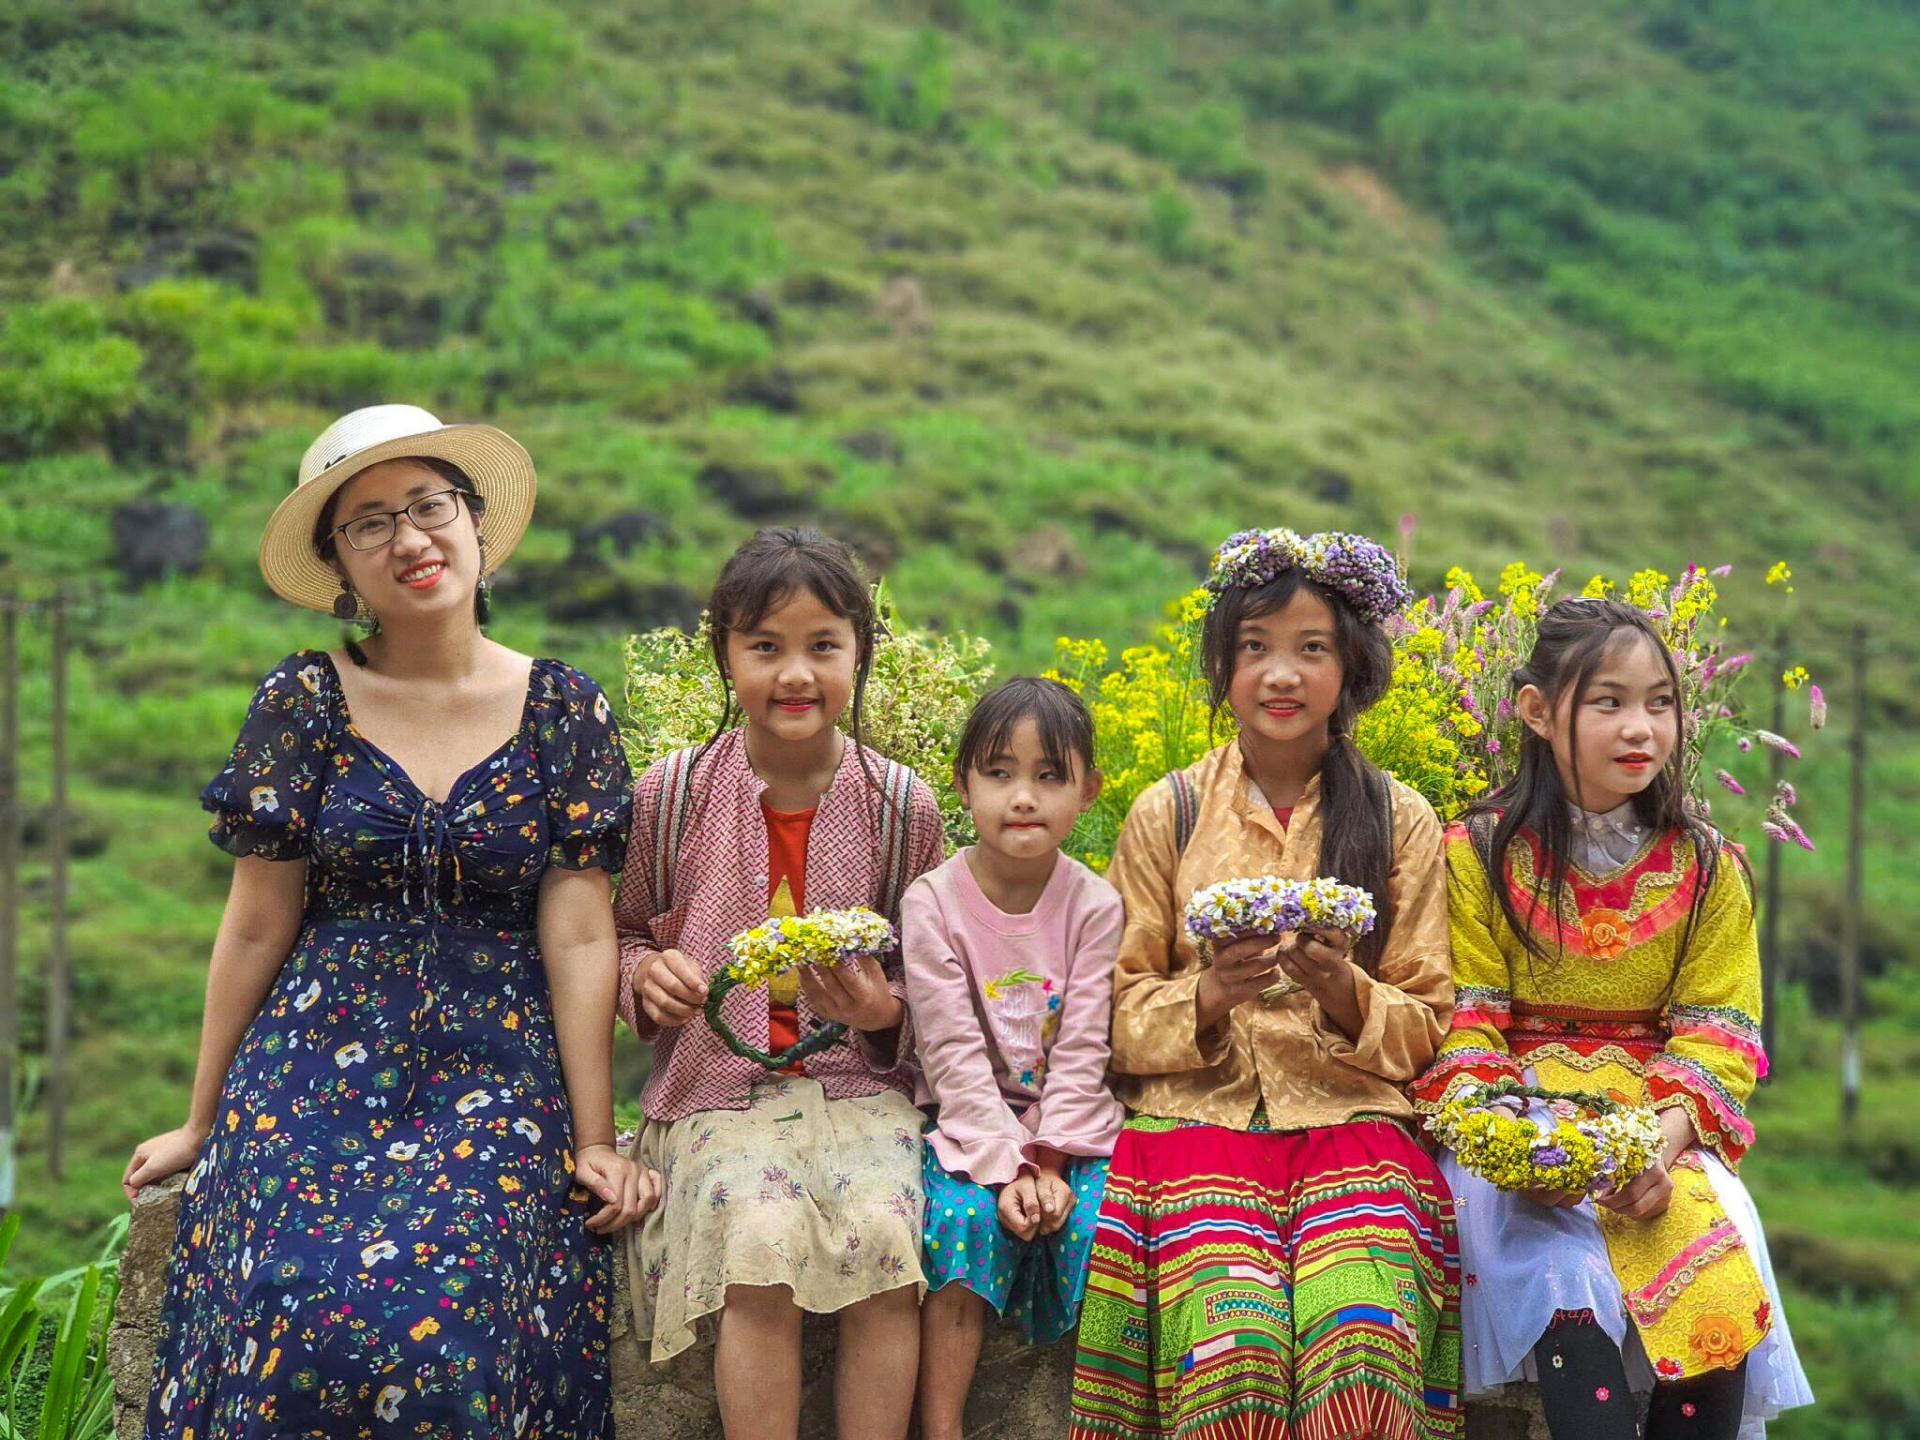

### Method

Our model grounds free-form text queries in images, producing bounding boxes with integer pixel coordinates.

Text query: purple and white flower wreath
[1206,527,1413,624]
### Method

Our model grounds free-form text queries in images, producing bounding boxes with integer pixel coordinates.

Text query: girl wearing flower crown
[904,677,1124,1440]
[1068,529,1462,1440]
[1410,597,1812,1439]
[613,527,945,1439]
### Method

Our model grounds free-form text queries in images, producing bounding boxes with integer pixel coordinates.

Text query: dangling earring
[333,581,359,621]
[475,534,492,626]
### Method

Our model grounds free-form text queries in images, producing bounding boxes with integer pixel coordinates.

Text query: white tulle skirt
[1443,1143,1814,1437]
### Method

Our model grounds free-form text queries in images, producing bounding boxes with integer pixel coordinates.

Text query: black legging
[1532,1309,1748,1440]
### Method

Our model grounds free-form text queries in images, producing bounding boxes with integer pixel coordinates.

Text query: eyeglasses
[330,489,468,552]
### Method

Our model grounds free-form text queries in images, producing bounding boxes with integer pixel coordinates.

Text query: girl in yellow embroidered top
[1411,597,1811,1440]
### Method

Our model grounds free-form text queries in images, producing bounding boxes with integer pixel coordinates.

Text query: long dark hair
[1464,596,1740,983]
[1202,567,1397,972]
[687,525,894,825]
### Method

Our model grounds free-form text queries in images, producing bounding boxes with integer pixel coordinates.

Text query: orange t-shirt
[762,800,815,1068]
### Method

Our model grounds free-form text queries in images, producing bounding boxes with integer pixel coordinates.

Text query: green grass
[0,3,1914,1433]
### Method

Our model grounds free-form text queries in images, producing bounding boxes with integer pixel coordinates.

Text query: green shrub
[648,205,788,294]
[1143,186,1200,262]
[1092,78,1261,192]
[0,300,142,457]
[860,28,954,135]
[334,57,471,133]
[68,74,321,181]
[483,249,770,382]
[459,9,580,121]
[0,1210,123,1440]
[935,0,1056,46]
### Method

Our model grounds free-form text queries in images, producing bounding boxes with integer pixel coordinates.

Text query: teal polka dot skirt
[921,1140,1109,1344]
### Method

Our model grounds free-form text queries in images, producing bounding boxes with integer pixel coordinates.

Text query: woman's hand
[575,1144,662,1235]
[638,948,708,1028]
[797,954,903,1033]
[123,1122,211,1202]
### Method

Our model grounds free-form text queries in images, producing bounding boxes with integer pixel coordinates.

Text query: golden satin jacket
[1105,740,1453,1131]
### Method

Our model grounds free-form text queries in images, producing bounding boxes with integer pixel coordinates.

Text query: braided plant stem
[704,972,849,1070]
[1454,1077,1636,1117]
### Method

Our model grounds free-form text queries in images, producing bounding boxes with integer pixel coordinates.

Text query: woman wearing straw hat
[123,404,660,1439]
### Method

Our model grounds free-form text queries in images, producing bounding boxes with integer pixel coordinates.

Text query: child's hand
[1274,926,1355,991]
[797,953,903,1033]
[1596,1105,1689,1221]
[638,948,707,1027]
[1596,1154,1674,1221]
[997,1174,1043,1241]
[1196,933,1280,1023]
[575,1144,662,1235]
[1519,1184,1588,1210]
[1034,1168,1076,1236]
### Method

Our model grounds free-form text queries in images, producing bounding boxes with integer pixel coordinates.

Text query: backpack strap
[873,757,916,921]
[1168,768,1199,857]
[651,743,703,913]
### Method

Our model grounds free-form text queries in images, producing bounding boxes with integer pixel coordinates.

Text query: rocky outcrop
[111,1180,1548,1437]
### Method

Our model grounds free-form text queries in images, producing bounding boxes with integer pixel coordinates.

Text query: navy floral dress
[145,650,632,1440]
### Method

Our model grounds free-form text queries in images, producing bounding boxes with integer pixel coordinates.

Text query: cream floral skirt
[624,1075,927,1361]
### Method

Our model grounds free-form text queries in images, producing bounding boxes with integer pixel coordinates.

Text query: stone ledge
[110,1182,1546,1437]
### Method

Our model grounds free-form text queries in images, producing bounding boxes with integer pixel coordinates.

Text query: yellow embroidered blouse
[1409,820,1764,1167]
[1105,740,1453,1132]
[1411,818,1775,1378]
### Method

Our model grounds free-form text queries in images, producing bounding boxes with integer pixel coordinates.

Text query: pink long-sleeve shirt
[614,728,945,1122]
[902,850,1126,1187]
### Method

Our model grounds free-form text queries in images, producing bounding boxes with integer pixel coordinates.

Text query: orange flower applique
[1579,908,1630,959]
[1688,1312,1746,1371]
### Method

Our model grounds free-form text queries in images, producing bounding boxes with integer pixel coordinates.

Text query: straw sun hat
[257,404,537,612]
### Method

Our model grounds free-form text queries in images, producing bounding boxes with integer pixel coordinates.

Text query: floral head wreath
[1205,527,1413,625]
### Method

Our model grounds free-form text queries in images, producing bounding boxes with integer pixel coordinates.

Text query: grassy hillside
[1,2,1915,1432]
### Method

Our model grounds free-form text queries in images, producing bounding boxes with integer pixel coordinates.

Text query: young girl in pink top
[903,677,1124,1440]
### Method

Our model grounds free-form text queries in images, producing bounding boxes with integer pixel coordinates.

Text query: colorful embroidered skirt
[1069,1116,1461,1440]
[922,1141,1108,1344]
[1443,1145,1812,1418]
